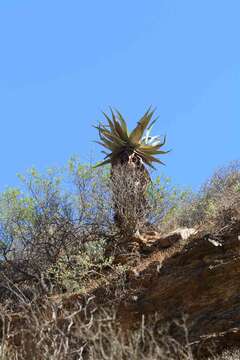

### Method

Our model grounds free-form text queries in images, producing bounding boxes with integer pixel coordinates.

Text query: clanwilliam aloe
[94,108,169,232]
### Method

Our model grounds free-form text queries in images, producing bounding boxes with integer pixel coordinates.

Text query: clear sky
[0,1,239,191]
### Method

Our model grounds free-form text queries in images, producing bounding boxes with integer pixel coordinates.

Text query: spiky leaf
[94,107,168,169]
[129,108,154,144]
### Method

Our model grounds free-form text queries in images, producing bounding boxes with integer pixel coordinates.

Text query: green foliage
[0,158,191,252]
[169,161,240,229]
[0,166,67,251]
[147,175,192,226]
[0,157,194,293]
[0,159,112,249]
[94,108,169,169]
[48,239,113,293]
[0,159,115,288]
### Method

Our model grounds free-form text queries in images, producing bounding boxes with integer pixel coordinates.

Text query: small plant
[47,239,113,294]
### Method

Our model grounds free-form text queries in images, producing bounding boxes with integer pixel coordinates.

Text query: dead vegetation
[170,161,240,231]
[0,297,197,360]
[0,160,239,359]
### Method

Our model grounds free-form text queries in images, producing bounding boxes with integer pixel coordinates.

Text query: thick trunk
[110,151,150,234]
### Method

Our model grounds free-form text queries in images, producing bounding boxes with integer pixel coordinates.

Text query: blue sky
[0,0,239,191]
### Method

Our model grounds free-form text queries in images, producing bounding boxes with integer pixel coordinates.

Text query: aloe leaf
[102,112,118,135]
[94,140,111,150]
[129,109,154,144]
[146,136,162,146]
[114,109,129,139]
[109,108,124,138]
[159,135,166,146]
[143,129,151,144]
[147,114,158,132]
[113,120,126,140]
[136,153,156,169]
[98,134,119,151]
[139,146,170,155]
[136,150,166,165]
[100,130,126,146]
[93,158,112,168]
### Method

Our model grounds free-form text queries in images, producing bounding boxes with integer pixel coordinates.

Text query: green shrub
[147,174,192,231]
[171,161,240,231]
[3,157,239,295]
[0,159,113,291]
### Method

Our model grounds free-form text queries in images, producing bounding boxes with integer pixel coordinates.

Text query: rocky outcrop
[59,222,240,356]
[3,222,240,358]
[117,222,240,355]
[133,227,198,252]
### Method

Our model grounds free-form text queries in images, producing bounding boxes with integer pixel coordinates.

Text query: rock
[118,222,240,356]
[133,227,198,252]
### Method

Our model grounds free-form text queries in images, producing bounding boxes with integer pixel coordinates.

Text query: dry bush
[0,162,116,298]
[164,161,240,233]
[212,349,240,360]
[0,158,239,296]
[0,157,194,293]
[0,171,79,298]
[147,175,192,234]
[0,160,240,358]
[201,161,240,232]
[0,159,152,299]
[0,294,196,360]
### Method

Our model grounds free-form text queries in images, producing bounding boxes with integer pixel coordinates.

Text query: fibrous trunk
[110,151,151,235]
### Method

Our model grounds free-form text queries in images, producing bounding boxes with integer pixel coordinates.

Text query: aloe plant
[94,108,169,232]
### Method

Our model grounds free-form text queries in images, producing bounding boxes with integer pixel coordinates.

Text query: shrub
[0,160,114,294]
[147,174,192,232]
[3,157,239,299]
[0,296,194,360]
[171,161,240,232]
[0,157,190,297]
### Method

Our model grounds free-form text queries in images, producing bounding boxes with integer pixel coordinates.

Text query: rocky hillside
[55,220,240,359]
[0,161,240,359]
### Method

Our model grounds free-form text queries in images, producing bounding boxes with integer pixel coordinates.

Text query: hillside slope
[55,221,240,358]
